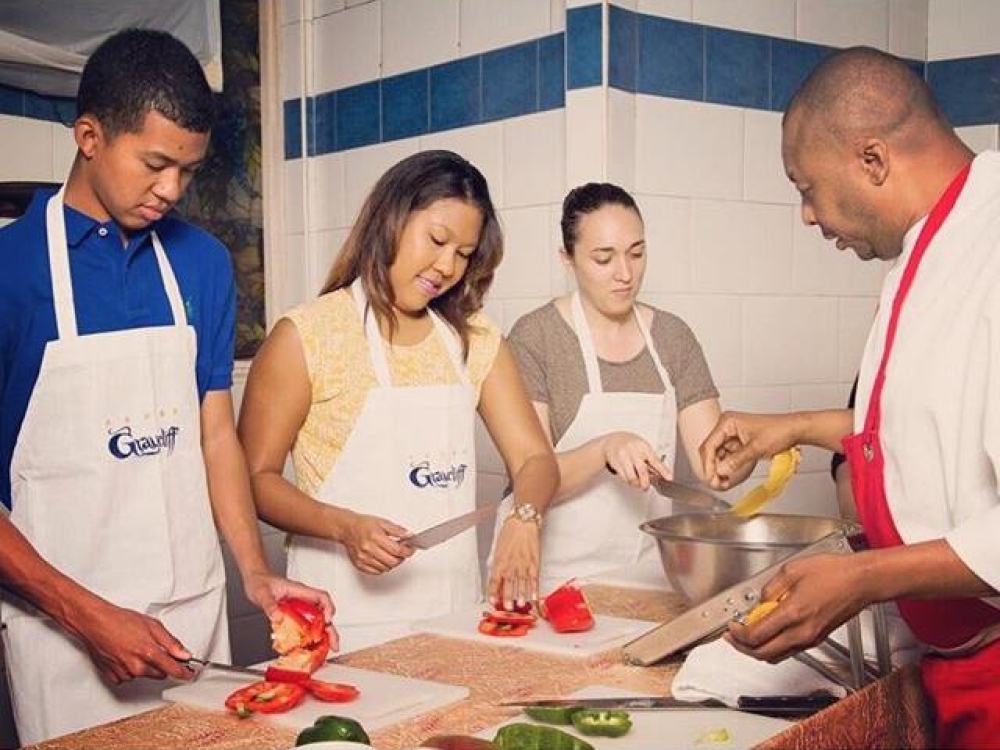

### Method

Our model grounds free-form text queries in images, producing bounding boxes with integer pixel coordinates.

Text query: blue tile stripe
[0,82,75,124]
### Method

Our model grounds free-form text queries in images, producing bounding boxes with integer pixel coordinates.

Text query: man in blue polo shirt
[0,29,335,743]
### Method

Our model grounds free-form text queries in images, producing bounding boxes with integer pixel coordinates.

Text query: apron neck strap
[864,162,972,433]
[45,188,186,340]
[351,278,469,388]
[570,291,671,394]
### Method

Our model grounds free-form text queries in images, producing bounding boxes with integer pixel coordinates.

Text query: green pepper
[295,715,371,746]
[523,705,583,725]
[493,722,594,750]
[571,709,633,738]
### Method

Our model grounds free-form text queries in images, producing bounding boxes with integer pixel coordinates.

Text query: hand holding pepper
[487,515,540,611]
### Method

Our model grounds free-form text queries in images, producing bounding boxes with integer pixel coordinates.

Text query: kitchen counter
[26,585,934,750]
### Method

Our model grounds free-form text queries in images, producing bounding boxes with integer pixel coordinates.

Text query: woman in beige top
[494,182,741,591]
[239,151,557,652]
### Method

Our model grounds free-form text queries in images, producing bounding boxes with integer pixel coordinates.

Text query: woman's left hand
[487,518,540,611]
[243,571,340,651]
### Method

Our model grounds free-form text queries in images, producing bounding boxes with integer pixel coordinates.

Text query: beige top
[284,288,503,496]
[509,301,718,444]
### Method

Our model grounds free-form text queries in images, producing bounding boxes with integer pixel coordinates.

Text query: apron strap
[151,232,188,327]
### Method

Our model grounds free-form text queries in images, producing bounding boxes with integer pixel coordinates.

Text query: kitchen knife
[499,692,839,716]
[605,463,729,511]
[178,656,266,678]
[402,501,503,550]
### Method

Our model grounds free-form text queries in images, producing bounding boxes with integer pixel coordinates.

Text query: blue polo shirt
[0,189,236,509]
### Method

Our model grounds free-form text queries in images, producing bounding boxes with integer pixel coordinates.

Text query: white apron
[1,189,228,745]
[286,280,480,653]
[495,293,677,593]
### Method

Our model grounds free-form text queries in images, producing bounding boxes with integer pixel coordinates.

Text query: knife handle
[737,692,840,714]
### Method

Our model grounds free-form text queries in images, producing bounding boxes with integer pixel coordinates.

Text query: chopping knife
[500,692,839,716]
[605,463,729,512]
[177,656,265,678]
[401,501,503,550]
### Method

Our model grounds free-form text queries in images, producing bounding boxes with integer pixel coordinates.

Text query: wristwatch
[507,502,542,528]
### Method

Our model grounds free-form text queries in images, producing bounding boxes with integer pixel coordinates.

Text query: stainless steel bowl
[640,513,857,604]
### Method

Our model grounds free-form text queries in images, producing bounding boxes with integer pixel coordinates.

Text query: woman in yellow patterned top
[239,150,558,652]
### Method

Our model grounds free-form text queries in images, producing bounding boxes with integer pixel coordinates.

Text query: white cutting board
[478,685,793,750]
[162,662,468,732]
[411,605,654,657]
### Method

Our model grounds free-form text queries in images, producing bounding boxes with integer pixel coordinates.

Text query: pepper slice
[523,705,583,724]
[305,679,360,703]
[478,619,531,637]
[494,722,594,750]
[483,610,537,626]
[224,681,307,715]
[571,709,633,738]
[540,582,594,633]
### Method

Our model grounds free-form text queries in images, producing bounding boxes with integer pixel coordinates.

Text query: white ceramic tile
[281,22,304,99]
[460,0,552,56]
[383,0,460,76]
[743,296,839,385]
[638,0,693,21]
[790,382,854,411]
[312,2,381,93]
[279,0,302,25]
[284,159,305,234]
[693,0,796,39]
[549,203,571,296]
[615,0,638,11]
[306,151,347,230]
[343,138,420,223]
[645,293,743,388]
[837,296,878,382]
[565,88,606,188]
[607,88,636,193]
[309,228,350,295]
[551,0,567,32]
[491,206,553,299]
[928,0,1000,60]
[566,0,596,7]
[743,109,797,205]
[638,194,692,293]
[283,232,312,309]
[503,110,566,209]
[501,297,551,334]
[345,0,375,6]
[420,122,505,209]
[796,0,889,51]
[888,0,928,60]
[791,217,886,296]
[0,115,53,182]
[475,415,506,475]
[313,0,347,17]
[481,297,504,325]
[957,124,999,154]
[760,471,838,517]
[50,122,76,182]
[635,96,744,200]
[690,200,794,293]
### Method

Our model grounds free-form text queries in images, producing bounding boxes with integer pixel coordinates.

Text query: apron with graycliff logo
[1,188,228,745]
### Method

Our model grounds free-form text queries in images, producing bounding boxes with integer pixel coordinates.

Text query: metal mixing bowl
[640,513,857,604]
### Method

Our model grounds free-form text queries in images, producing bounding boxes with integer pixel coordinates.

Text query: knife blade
[499,693,839,715]
[605,463,729,512]
[179,656,266,678]
[402,501,502,550]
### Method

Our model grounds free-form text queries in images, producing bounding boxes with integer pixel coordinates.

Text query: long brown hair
[320,150,503,358]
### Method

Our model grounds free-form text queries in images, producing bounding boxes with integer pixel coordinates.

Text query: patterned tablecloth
[27,585,933,750]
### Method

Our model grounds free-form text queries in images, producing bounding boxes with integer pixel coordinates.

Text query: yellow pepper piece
[742,599,780,626]
[730,447,801,517]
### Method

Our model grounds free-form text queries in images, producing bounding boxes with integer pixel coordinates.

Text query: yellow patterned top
[283,288,503,496]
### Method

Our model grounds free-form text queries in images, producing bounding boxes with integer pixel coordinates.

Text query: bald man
[700,47,1000,748]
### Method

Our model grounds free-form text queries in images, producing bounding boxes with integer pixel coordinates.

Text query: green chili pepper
[571,709,633,738]
[493,722,595,750]
[523,705,584,725]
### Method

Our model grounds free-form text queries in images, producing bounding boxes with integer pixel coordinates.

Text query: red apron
[843,163,1000,749]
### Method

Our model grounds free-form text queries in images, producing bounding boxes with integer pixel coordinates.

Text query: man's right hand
[699,411,802,490]
[340,511,414,575]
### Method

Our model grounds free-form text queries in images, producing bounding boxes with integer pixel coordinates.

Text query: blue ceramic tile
[538,33,565,111]
[609,5,637,93]
[637,14,703,100]
[382,69,428,142]
[0,84,24,116]
[23,91,75,124]
[770,38,834,111]
[483,40,538,122]
[283,98,302,159]
[929,54,1000,127]
[336,81,380,151]
[430,56,482,132]
[706,27,769,109]
[567,5,602,89]
[906,58,926,80]
[311,91,336,156]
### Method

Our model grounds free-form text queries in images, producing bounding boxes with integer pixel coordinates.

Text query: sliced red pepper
[478,619,530,637]
[541,581,594,633]
[263,665,312,684]
[224,680,307,715]
[275,597,326,644]
[305,679,360,703]
[482,610,536,626]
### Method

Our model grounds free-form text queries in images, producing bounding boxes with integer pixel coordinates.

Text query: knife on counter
[499,692,839,716]
[401,501,503,550]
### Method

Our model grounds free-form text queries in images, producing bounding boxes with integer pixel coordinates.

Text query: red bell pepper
[478,618,531,637]
[224,680,307,716]
[305,679,360,702]
[540,581,594,633]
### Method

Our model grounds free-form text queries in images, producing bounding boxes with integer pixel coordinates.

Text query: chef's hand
[603,432,672,490]
[700,411,798,490]
[341,511,414,575]
[488,517,540,611]
[71,600,195,684]
[726,553,870,662]
[243,572,340,652]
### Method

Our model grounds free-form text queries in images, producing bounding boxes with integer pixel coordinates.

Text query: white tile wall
[282,231,312,309]
[0,115,54,181]
[314,0,347,18]
[548,203,571,296]
[565,88,606,188]
[502,110,566,209]
[312,2,381,93]
[280,0,303,25]
[307,151,347,230]
[638,0,693,21]
[421,123,506,207]
[459,0,553,57]
[281,21,304,99]
[888,0,928,60]
[51,123,76,181]
[342,138,419,222]
[742,295,839,385]
[837,296,878,382]
[957,124,1000,154]
[647,293,743,387]
[795,0,889,51]
[492,205,554,298]
[284,159,305,234]
[743,109,797,205]
[639,194,692,294]
[309,228,350,294]
[693,0,796,39]
[791,217,886,295]
[382,0,460,76]
[928,0,1000,60]
[550,0,567,32]
[607,88,636,191]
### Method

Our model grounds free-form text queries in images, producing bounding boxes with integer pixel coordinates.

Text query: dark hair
[321,150,503,359]
[560,182,641,256]
[77,28,215,137]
